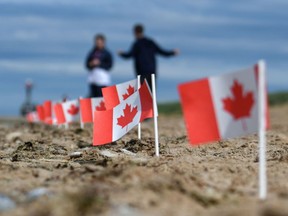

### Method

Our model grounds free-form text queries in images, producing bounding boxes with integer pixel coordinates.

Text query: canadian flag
[178,63,269,145]
[53,99,80,124]
[93,80,153,145]
[80,97,106,123]
[36,105,45,122]
[26,111,39,123]
[102,79,137,109]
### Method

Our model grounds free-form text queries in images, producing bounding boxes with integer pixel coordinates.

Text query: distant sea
[0,71,287,116]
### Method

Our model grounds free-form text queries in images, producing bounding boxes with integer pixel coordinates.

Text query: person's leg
[140,74,154,91]
[89,84,96,98]
[95,85,107,97]
[89,84,103,97]
[146,75,153,91]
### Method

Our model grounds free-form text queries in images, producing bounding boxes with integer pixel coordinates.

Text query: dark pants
[89,84,106,97]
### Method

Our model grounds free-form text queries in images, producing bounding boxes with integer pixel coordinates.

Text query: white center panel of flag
[116,79,138,102]
[91,97,105,118]
[62,99,80,123]
[112,91,141,141]
[209,67,259,139]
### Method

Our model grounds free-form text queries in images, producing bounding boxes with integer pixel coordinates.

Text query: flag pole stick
[258,59,267,200]
[151,74,159,157]
[64,122,69,130]
[79,97,84,129]
[137,75,141,140]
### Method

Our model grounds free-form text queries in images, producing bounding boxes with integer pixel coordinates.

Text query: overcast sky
[0,0,287,115]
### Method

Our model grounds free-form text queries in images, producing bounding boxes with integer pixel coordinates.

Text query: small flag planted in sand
[178,61,269,145]
[53,99,80,127]
[80,97,106,124]
[93,80,153,146]
[178,60,269,199]
[102,77,143,139]
[102,78,138,109]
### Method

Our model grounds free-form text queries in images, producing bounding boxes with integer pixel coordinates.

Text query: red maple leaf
[122,85,135,100]
[222,80,254,130]
[67,104,79,115]
[95,100,106,111]
[117,104,138,130]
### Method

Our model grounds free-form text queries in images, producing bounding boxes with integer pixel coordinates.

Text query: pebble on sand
[26,188,51,201]
[69,151,83,158]
[0,194,16,212]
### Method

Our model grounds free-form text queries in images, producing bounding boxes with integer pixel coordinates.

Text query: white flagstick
[79,97,84,129]
[258,60,267,200]
[151,74,159,157]
[137,75,141,140]
[64,122,69,130]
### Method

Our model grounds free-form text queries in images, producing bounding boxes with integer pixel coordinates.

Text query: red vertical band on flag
[93,109,113,145]
[102,86,120,109]
[43,100,52,124]
[36,105,45,122]
[139,81,153,121]
[80,98,93,123]
[178,78,220,145]
[254,64,270,129]
[54,103,65,124]
[43,101,52,118]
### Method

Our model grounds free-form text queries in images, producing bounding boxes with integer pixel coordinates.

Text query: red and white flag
[178,63,269,145]
[80,97,106,123]
[93,80,153,145]
[102,79,137,109]
[53,99,80,124]
[26,111,39,123]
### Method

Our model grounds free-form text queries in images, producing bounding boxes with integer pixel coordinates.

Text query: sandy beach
[0,104,287,216]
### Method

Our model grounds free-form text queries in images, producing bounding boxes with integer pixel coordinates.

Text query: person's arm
[118,43,135,59]
[85,50,97,70]
[153,41,176,57]
[85,51,93,70]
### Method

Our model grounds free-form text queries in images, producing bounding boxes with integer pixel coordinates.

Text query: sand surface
[0,105,288,216]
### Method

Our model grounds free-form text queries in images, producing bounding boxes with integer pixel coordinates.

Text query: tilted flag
[53,99,80,124]
[80,97,106,123]
[102,79,137,109]
[93,80,153,145]
[178,63,269,145]
[26,111,39,123]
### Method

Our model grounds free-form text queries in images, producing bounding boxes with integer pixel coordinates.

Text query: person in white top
[85,34,113,97]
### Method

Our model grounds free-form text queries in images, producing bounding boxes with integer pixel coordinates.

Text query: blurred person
[86,34,113,97]
[118,24,179,89]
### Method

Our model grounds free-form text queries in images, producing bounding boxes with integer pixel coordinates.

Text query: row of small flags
[26,75,157,145]
[26,60,269,200]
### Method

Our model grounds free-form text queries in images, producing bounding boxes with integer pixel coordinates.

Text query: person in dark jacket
[118,24,179,89]
[86,34,113,97]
